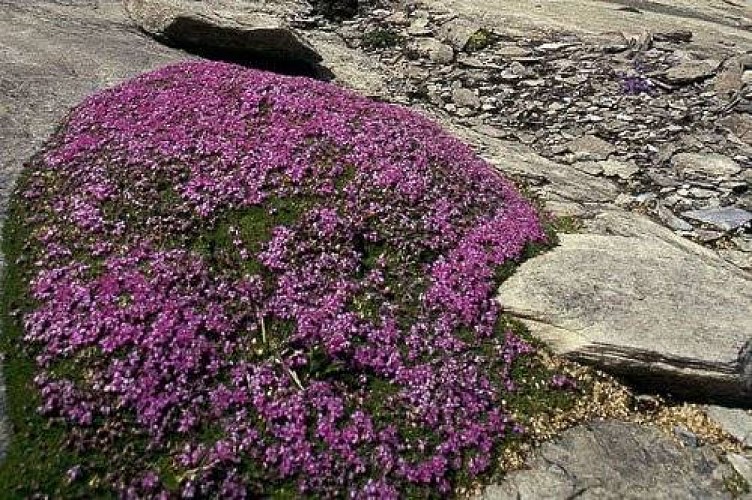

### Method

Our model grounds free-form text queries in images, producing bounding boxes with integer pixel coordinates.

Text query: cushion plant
[0,61,572,498]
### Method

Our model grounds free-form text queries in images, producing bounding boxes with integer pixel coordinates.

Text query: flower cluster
[15,61,550,497]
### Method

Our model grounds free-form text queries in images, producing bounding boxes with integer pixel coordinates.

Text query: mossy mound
[0,61,575,497]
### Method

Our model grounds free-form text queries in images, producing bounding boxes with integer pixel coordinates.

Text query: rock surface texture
[479,421,736,500]
[497,210,752,404]
[124,0,322,65]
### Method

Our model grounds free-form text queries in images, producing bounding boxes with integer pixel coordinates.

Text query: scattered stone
[663,60,720,84]
[704,406,752,448]
[437,19,486,51]
[497,210,752,404]
[480,421,733,500]
[672,153,742,178]
[565,135,616,160]
[414,37,454,64]
[657,203,693,231]
[654,30,693,43]
[452,87,480,109]
[682,207,752,231]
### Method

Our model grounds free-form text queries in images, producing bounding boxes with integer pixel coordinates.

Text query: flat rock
[672,153,742,178]
[663,60,720,84]
[452,87,481,109]
[437,18,486,50]
[479,421,734,499]
[600,159,640,180]
[565,134,616,160]
[410,37,455,64]
[704,406,752,448]
[657,203,693,231]
[682,207,752,231]
[497,209,752,404]
[124,0,322,64]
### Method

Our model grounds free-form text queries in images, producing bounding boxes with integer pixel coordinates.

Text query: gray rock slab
[565,134,616,160]
[600,159,640,180]
[682,207,752,231]
[704,406,752,448]
[124,0,322,64]
[479,421,734,500]
[657,203,694,232]
[497,209,752,404]
[664,60,720,84]
[672,153,742,179]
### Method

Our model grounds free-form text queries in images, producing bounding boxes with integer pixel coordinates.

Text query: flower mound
[13,61,548,497]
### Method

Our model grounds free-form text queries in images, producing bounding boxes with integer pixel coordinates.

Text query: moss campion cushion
[9,61,550,497]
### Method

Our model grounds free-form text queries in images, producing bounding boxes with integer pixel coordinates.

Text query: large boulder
[497,210,752,405]
[124,0,322,66]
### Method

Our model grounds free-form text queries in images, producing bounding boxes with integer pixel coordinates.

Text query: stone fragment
[672,153,742,178]
[497,210,752,403]
[495,44,532,59]
[657,203,693,231]
[654,30,693,43]
[412,38,454,64]
[452,87,480,109]
[681,207,752,231]
[436,19,486,51]
[663,60,720,84]
[704,406,752,448]
[479,421,732,500]
[565,135,616,160]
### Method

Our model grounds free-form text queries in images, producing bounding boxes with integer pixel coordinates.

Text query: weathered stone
[411,38,454,64]
[479,421,734,500]
[437,18,486,51]
[663,60,720,84]
[565,134,616,160]
[497,210,752,404]
[672,153,742,178]
[657,203,693,231]
[124,0,323,65]
[682,207,752,231]
[600,159,640,180]
[704,406,752,448]
[452,87,480,109]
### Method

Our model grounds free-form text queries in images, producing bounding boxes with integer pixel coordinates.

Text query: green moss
[362,28,404,50]
[464,28,495,53]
